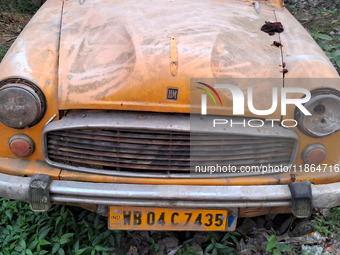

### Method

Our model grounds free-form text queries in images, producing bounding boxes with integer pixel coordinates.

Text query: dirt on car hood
[57,0,286,117]
[0,0,338,118]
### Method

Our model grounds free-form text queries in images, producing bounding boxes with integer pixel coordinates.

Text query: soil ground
[0,11,31,60]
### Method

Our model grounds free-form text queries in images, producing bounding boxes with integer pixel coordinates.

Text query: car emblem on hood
[167,88,178,101]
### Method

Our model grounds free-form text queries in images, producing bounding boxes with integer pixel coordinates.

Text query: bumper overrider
[2,172,340,218]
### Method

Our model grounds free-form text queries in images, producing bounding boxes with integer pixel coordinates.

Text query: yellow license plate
[109,206,229,231]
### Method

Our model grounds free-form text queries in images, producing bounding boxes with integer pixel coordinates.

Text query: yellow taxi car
[0,0,339,231]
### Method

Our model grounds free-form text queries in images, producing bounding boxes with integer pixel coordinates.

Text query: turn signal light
[301,144,327,165]
[9,135,35,157]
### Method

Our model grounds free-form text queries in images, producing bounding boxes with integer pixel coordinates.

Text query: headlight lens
[0,79,46,129]
[295,89,340,137]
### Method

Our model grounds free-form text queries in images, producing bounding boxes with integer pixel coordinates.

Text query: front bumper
[1,172,340,210]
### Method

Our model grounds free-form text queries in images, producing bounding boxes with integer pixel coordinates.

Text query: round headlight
[0,79,46,129]
[295,89,340,137]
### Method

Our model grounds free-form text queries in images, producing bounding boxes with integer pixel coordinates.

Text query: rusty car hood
[57,0,339,117]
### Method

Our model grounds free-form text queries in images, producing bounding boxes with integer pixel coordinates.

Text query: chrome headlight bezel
[0,78,46,129]
[295,88,340,138]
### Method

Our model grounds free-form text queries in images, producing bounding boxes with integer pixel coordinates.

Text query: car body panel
[0,0,62,161]
[58,0,283,117]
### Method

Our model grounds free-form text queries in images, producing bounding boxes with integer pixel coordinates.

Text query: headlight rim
[295,88,340,138]
[0,78,47,129]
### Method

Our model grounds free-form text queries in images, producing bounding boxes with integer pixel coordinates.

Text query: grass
[313,207,340,238]
[0,199,122,255]
[0,0,40,15]
[203,232,239,255]
[0,11,32,61]
[286,1,340,73]
[266,232,292,255]
[0,47,7,61]
[0,0,39,61]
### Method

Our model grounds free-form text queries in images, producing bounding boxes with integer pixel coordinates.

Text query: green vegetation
[0,47,7,62]
[0,3,33,61]
[0,199,121,255]
[177,243,199,255]
[266,233,292,255]
[203,232,240,255]
[149,238,160,254]
[0,0,40,15]
[286,1,340,73]
[313,207,340,238]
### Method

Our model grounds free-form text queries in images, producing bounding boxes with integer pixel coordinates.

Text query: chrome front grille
[43,111,299,178]
[47,129,191,171]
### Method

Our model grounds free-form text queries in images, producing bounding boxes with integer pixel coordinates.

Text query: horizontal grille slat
[44,115,298,177]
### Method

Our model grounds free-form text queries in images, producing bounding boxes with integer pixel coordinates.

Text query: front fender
[0,0,63,160]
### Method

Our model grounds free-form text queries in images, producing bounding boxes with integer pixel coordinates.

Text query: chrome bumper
[0,172,340,209]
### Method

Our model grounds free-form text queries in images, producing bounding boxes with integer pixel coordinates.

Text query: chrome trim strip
[44,114,57,127]
[42,111,299,178]
[254,2,260,14]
